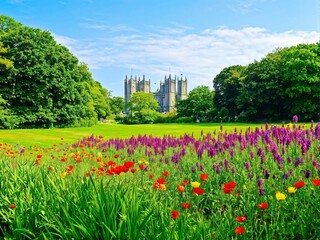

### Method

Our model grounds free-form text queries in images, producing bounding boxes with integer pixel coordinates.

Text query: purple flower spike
[313,160,320,170]
[264,169,270,179]
[199,164,204,172]
[258,179,263,187]
[259,188,265,196]
[294,158,302,167]
[315,123,320,140]
[214,164,220,174]
[293,115,298,123]
[304,170,310,179]
[244,162,251,171]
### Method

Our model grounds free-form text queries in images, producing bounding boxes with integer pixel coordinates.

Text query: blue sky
[1,0,319,97]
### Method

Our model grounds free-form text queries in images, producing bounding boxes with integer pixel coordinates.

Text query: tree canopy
[176,86,214,122]
[0,15,113,128]
[213,42,320,122]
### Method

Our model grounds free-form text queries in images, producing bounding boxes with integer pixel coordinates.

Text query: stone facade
[124,74,187,113]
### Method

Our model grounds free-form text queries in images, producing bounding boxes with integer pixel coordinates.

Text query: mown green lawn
[0,122,261,148]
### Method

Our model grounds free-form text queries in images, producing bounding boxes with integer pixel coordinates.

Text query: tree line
[0,15,124,128]
[213,43,320,122]
[124,42,320,124]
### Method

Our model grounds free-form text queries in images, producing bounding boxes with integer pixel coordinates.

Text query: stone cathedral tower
[177,75,188,101]
[124,74,188,113]
[124,75,150,113]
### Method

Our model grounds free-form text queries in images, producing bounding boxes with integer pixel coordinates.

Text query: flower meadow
[1,121,320,239]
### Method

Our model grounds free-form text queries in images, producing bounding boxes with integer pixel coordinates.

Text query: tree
[126,92,159,114]
[176,86,214,121]
[280,43,320,121]
[0,42,13,70]
[110,96,125,115]
[236,50,285,121]
[125,92,160,124]
[213,65,245,119]
[0,15,111,128]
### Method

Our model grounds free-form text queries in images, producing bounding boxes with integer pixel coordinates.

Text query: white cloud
[52,26,319,93]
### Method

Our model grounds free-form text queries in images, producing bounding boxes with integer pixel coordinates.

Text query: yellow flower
[276,191,286,201]
[61,172,67,179]
[191,181,200,188]
[139,158,146,164]
[243,185,247,190]
[287,187,297,194]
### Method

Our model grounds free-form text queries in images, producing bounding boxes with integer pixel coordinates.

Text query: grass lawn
[0,122,261,148]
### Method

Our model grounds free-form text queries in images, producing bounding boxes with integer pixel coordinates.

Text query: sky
[1,0,320,97]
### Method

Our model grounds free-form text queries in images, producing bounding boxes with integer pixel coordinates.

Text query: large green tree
[213,65,245,119]
[0,15,111,128]
[125,92,160,124]
[176,86,214,121]
[236,50,285,121]
[110,96,125,115]
[280,43,320,121]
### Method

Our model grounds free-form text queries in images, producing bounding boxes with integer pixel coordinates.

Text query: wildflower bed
[1,121,320,239]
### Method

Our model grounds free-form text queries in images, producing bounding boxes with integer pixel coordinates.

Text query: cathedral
[124,74,188,113]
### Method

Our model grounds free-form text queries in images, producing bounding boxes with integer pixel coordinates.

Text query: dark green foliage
[0,15,112,128]
[124,92,160,124]
[176,86,215,122]
[110,96,125,115]
[213,42,320,122]
[213,65,245,120]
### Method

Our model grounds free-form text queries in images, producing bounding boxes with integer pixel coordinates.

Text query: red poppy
[36,154,42,159]
[227,181,236,188]
[200,173,209,181]
[90,167,96,172]
[149,174,154,179]
[130,169,136,173]
[9,204,15,209]
[139,164,144,170]
[177,185,185,193]
[48,167,53,172]
[235,226,245,235]
[182,203,191,209]
[156,178,167,184]
[171,210,179,220]
[163,171,169,177]
[236,214,247,222]
[114,154,119,159]
[124,161,135,168]
[66,165,74,172]
[85,172,90,177]
[223,186,233,194]
[182,179,189,186]
[193,187,205,195]
[258,202,268,210]
[312,179,320,186]
[294,181,305,188]
[107,161,116,166]
[223,181,236,194]
[35,159,40,166]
